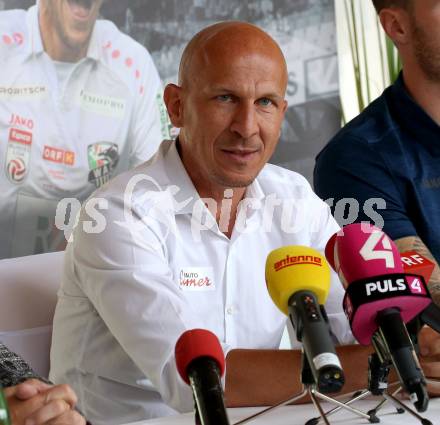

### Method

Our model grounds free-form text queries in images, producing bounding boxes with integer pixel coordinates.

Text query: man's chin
[212,173,256,189]
[62,30,92,52]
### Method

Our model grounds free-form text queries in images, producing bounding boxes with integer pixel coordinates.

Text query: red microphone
[175,329,230,425]
[325,224,430,412]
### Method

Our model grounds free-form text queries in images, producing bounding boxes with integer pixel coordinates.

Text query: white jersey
[0,5,170,259]
[50,140,353,424]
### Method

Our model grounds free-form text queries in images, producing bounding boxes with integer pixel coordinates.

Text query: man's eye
[217,95,232,102]
[258,98,273,106]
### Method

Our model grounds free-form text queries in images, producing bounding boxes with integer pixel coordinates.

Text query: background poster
[1,0,341,183]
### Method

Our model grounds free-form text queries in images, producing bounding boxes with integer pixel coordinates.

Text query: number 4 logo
[359,230,395,268]
[410,278,422,293]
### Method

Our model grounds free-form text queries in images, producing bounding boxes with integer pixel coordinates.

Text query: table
[125,398,440,424]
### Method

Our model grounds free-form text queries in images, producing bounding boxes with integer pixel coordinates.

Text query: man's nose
[230,102,259,139]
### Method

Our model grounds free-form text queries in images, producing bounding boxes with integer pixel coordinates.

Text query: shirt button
[226,306,234,315]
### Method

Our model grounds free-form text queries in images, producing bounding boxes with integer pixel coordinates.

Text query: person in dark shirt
[0,343,85,425]
[314,0,440,306]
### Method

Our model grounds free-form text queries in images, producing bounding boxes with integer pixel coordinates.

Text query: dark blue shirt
[314,74,440,263]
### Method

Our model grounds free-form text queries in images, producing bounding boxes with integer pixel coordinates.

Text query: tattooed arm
[394,237,440,396]
[394,236,440,306]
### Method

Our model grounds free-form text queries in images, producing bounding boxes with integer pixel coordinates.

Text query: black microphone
[326,223,431,412]
[373,307,428,410]
[175,329,230,425]
[266,246,345,393]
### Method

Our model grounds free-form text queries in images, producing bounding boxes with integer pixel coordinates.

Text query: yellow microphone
[266,246,344,393]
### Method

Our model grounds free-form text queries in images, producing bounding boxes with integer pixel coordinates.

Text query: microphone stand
[307,317,440,425]
[233,351,371,425]
[309,353,433,425]
[233,304,440,425]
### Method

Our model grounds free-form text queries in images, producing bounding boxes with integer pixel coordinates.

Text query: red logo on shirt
[9,128,32,145]
[43,146,75,166]
[2,33,23,46]
[179,270,212,288]
[13,33,24,45]
[180,276,212,288]
[9,113,34,130]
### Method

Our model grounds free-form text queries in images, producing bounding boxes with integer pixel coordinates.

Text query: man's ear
[379,8,411,48]
[281,99,288,115]
[164,83,184,128]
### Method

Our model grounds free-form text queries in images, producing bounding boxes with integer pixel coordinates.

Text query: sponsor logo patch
[79,90,126,118]
[0,86,48,100]
[87,142,119,188]
[8,113,34,130]
[43,146,75,166]
[5,128,32,183]
[274,254,322,272]
[179,267,215,291]
[48,169,66,181]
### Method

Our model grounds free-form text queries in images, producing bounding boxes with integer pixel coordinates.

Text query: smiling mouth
[221,149,259,162]
[67,0,94,19]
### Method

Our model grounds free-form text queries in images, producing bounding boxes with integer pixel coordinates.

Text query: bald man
[49,22,440,424]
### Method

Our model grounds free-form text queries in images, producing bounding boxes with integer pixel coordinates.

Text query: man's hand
[418,327,440,396]
[4,379,85,425]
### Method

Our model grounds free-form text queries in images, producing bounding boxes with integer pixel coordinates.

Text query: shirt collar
[27,5,44,56]
[163,140,267,215]
[26,3,102,62]
[245,174,265,203]
[163,140,200,215]
[85,23,101,61]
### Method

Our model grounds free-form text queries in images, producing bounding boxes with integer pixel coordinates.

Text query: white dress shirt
[50,140,352,425]
[0,5,168,258]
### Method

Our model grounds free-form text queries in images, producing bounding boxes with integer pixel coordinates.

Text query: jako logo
[274,255,322,272]
[365,278,406,296]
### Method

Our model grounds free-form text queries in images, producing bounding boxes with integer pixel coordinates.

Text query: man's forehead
[179,22,287,87]
[197,53,287,91]
[199,26,283,64]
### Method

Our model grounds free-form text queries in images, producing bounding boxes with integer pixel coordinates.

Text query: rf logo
[359,230,395,268]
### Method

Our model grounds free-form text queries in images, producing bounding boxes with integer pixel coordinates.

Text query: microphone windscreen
[326,224,431,344]
[175,329,225,385]
[325,223,403,286]
[265,246,331,315]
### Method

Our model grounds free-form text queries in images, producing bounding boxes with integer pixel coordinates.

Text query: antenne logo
[274,254,322,272]
[359,230,395,268]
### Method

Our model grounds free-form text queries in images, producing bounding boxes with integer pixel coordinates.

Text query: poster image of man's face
[39,0,104,60]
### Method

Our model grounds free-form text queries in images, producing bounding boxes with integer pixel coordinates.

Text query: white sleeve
[71,195,213,412]
[128,53,170,167]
